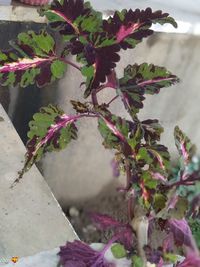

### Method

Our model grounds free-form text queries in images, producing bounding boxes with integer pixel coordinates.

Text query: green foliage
[0,30,67,87]
[174,126,196,165]
[132,255,143,267]
[111,244,127,259]
[118,63,179,116]
[23,104,78,174]
[2,0,199,265]
[189,219,200,248]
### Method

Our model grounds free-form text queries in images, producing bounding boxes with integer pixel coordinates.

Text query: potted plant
[0,0,199,266]
[19,0,49,6]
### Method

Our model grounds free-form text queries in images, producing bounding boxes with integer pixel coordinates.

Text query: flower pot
[19,0,49,5]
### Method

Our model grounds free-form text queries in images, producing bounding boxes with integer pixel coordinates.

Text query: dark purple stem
[165,172,200,190]
[92,90,98,106]
[60,58,81,71]
[107,95,119,106]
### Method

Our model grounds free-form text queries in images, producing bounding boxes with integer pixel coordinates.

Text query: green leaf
[132,255,143,267]
[157,195,188,220]
[169,197,188,219]
[137,144,170,173]
[51,60,67,79]
[17,105,78,181]
[111,244,126,259]
[97,112,133,156]
[0,30,68,88]
[164,253,178,264]
[153,193,167,212]
[136,147,153,164]
[118,63,179,115]
[174,126,196,165]
[142,171,158,189]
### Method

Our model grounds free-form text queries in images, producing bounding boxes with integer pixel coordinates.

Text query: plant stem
[107,95,119,106]
[60,58,81,71]
[125,160,134,221]
[131,214,149,267]
[165,174,200,190]
[92,90,98,106]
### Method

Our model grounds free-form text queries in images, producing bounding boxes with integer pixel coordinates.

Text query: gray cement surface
[0,104,77,258]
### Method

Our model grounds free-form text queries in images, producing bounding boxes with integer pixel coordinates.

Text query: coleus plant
[1,0,200,266]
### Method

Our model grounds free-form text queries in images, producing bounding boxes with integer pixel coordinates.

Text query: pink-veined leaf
[174,126,196,165]
[44,0,103,36]
[58,240,113,267]
[137,144,170,172]
[90,213,123,230]
[0,30,67,88]
[118,63,179,115]
[103,8,177,50]
[97,112,133,156]
[90,212,134,251]
[13,104,80,185]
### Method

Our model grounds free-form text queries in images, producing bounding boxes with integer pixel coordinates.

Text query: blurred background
[0,0,200,209]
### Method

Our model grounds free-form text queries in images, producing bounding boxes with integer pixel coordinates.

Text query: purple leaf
[168,219,194,249]
[103,8,177,50]
[45,0,102,36]
[90,213,134,250]
[90,213,122,230]
[82,44,120,98]
[177,253,200,267]
[58,240,115,267]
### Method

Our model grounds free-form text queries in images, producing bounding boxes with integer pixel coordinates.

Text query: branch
[60,58,81,71]
[106,95,119,106]
[165,171,200,190]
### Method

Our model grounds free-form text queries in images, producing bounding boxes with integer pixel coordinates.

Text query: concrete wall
[42,32,200,205]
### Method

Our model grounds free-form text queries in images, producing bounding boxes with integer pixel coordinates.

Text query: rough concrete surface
[0,104,77,258]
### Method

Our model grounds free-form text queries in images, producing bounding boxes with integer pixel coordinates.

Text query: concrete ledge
[0,104,77,258]
[0,3,47,23]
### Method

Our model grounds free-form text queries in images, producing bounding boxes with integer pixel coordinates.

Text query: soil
[63,185,128,243]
